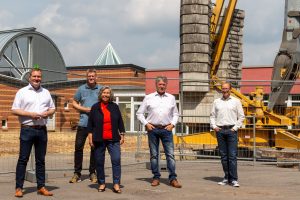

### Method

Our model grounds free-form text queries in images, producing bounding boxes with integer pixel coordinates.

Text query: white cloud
[124,0,179,25]
[36,4,60,26]
[63,41,94,65]
[0,0,286,68]
[32,3,90,39]
[0,10,14,30]
[0,10,13,19]
[136,40,179,68]
[238,0,284,66]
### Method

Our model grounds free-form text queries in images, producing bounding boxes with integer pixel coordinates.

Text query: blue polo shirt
[74,84,101,127]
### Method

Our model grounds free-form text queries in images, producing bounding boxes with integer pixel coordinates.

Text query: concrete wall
[180,0,211,92]
[179,0,245,121]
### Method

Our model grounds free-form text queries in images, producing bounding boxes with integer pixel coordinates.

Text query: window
[134,97,145,101]
[118,103,131,132]
[2,119,7,128]
[64,100,69,110]
[292,95,300,101]
[118,97,131,102]
[134,104,145,132]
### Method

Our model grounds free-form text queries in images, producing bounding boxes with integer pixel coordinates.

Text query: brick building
[0,64,145,132]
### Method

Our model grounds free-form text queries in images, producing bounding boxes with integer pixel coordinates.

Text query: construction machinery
[268,0,300,111]
[176,0,300,150]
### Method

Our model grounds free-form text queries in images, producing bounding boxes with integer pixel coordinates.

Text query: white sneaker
[218,179,228,185]
[231,180,240,187]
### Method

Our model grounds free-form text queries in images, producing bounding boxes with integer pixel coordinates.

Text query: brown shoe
[112,184,122,194]
[170,179,182,188]
[15,188,23,198]
[151,179,160,186]
[37,187,53,196]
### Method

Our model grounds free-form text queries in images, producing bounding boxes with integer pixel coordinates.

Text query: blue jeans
[16,127,48,189]
[216,129,238,182]
[94,141,121,184]
[148,128,177,181]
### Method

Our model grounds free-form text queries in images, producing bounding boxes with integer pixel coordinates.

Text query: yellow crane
[176,0,300,150]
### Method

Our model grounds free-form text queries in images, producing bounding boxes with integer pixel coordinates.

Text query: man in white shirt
[12,68,55,197]
[137,76,182,188]
[210,82,245,187]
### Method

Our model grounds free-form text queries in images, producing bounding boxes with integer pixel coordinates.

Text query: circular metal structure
[0,27,67,82]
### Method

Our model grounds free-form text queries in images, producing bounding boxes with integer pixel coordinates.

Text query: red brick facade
[0,64,145,132]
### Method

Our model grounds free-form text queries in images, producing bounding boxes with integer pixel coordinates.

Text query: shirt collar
[85,83,99,90]
[221,95,232,101]
[155,91,168,97]
[27,83,42,92]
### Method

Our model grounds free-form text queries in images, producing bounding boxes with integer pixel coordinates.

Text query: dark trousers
[74,126,96,176]
[16,127,47,189]
[94,141,121,184]
[216,129,238,182]
[147,128,177,181]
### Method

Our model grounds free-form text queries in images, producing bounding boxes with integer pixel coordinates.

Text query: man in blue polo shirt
[69,69,101,183]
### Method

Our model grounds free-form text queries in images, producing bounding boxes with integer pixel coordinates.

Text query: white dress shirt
[210,95,245,131]
[137,92,179,126]
[12,84,55,125]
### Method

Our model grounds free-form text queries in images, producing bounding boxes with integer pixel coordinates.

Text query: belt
[152,124,169,129]
[21,124,46,129]
[218,125,234,129]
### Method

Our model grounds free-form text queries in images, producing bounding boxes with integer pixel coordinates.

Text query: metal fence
[134,114,300,169]
[1,76,300,175]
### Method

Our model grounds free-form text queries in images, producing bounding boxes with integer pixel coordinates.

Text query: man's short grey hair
[155,76,168,84]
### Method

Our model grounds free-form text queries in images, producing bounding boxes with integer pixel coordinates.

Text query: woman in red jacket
[88,86,125,193]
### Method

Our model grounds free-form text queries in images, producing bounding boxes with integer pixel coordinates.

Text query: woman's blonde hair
[98,86,114,102]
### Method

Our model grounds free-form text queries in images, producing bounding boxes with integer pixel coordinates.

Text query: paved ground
[0,161,299,200]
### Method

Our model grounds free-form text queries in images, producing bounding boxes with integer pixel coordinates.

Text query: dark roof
[66,64,145,72]
[242,65,273,69]
[0,73,86,89]
[0,74,26,88]
[109,85,144,90]
[146,67,178,71]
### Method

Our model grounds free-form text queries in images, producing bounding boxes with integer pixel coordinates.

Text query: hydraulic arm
[268,0,300,111]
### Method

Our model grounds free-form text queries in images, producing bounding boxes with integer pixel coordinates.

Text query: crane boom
[210,0,238,79]
[210,0,293,126]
